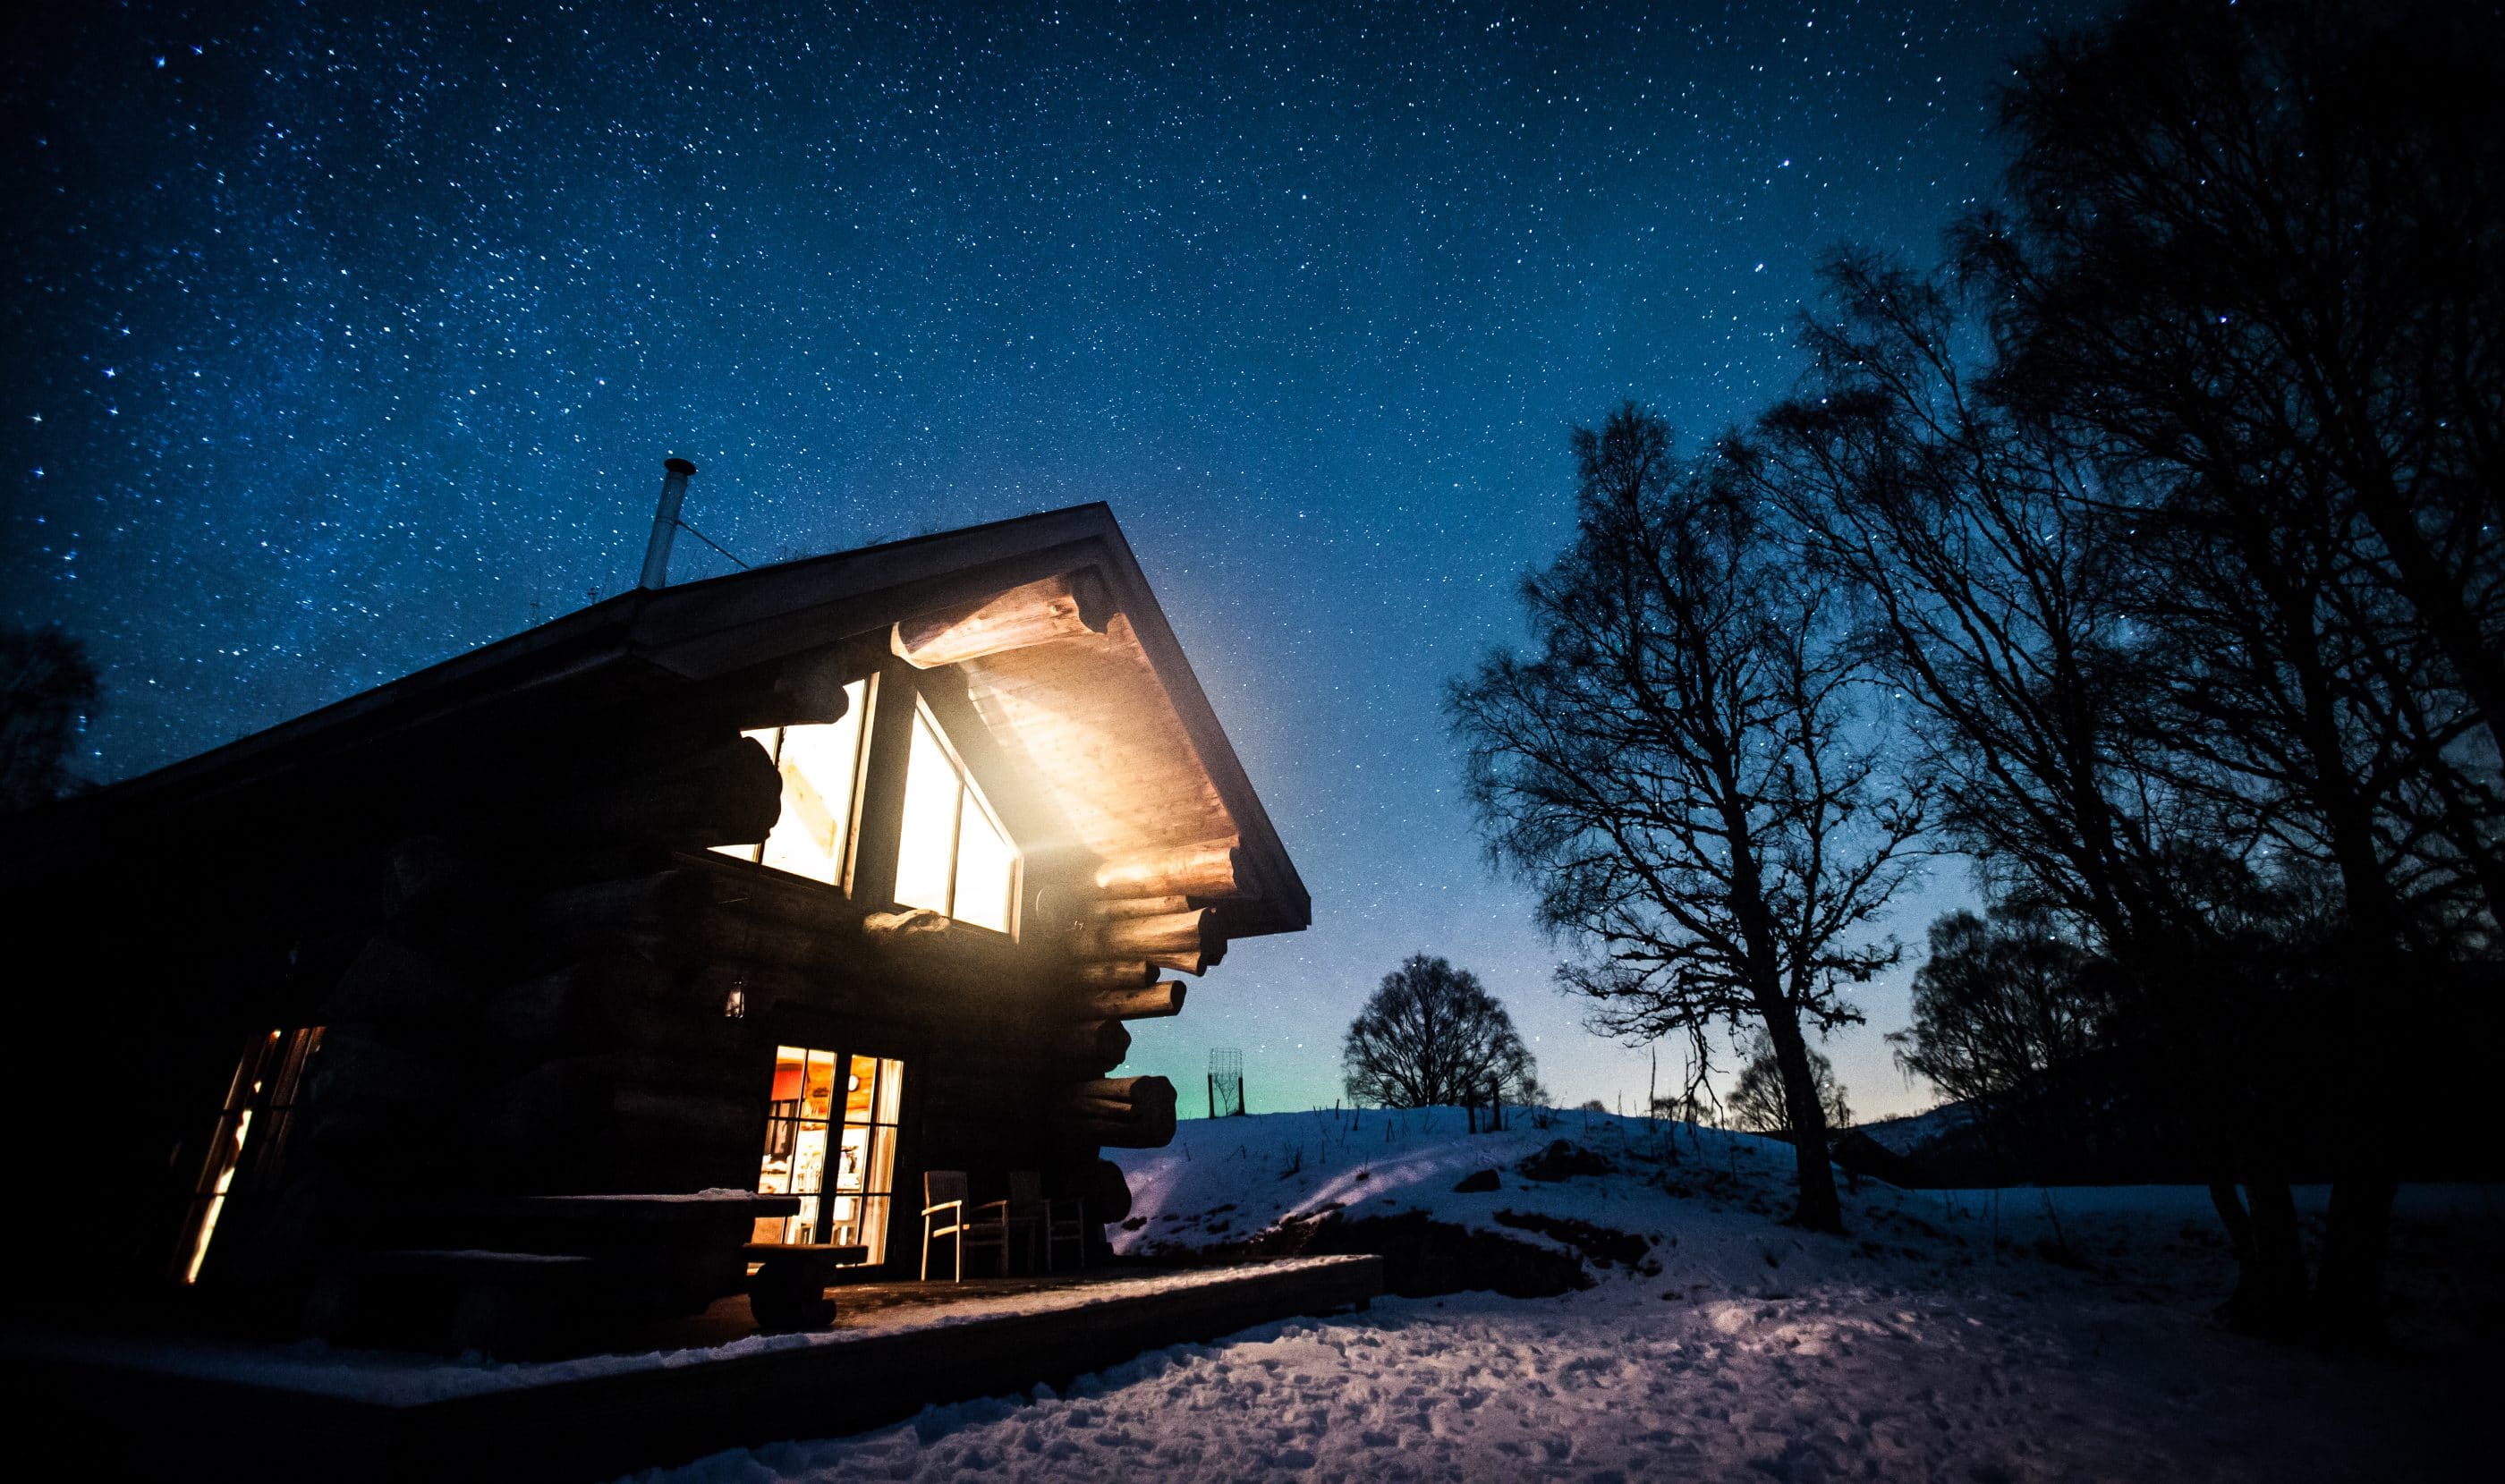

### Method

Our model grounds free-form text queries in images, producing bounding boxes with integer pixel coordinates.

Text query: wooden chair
[1008,1169,1089,1272]
[1003,1170,1049,1273]
[919,1169,1010,1281]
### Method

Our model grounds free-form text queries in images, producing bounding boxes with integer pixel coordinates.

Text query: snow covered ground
[638,1108,2500,1482]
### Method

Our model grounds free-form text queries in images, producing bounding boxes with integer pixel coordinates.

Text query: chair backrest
[924,1169,969,1205]
[1006,1169,1044,1204]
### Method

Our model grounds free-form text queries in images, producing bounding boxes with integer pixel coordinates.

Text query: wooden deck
[4,1255,1381,1483]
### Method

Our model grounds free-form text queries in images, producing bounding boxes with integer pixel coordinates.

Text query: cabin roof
[26,503,1310,937]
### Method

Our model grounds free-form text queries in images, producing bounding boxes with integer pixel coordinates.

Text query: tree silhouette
[1449,405,1923,1233]
[1889,905,2103,1111]
[1961,0,2504,1343]
[0,625,100,812]
[1341,954,1540,1112]
[1744,0,2502,1338]
[1729,1032,1850,1140]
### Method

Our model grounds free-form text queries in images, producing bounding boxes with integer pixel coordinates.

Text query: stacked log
[467,949,763,1195]
[1069,907,1219,962]
[518,734,782,849]
[1086,894,1189,920]
[481,959,693,1053]
[1082,1158,1134,1225]
[1051,1019,1132,1073]
[1092,840,1241,900]
[1053,1075,1177,1148]
[891,568,1114,669]
[1054,840,1243,995]
[523,871,711,970]
[1081,980,1186,1021]
[1072,960,1157,990]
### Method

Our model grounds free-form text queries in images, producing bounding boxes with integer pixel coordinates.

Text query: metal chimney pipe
[639,456,699,589]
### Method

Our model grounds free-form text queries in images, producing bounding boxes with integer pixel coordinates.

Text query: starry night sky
[5,0,2106,1118]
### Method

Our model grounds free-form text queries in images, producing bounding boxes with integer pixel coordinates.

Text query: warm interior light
[175,1027,322,1285]
[183,1107,254,1285]
[952,796,1017,933]
[712,678,870,886]
[894,703,1020,933]
[894,710,962,913]
[756,1046,904,1262]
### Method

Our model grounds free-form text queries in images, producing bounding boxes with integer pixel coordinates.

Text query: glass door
[755,1045,904,1264]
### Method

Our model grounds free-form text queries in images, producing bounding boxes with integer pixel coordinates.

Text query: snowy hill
[645,1108,2498,1482]
[1111,1106,1897,1296]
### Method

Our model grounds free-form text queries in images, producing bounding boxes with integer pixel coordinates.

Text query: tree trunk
[2217,1175,2310,1339]
[2207,1177,2256,1288]
[1760,1007,1844,1234]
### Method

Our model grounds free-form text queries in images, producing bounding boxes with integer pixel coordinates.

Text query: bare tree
[1341,954,1540,1111]
[0,625,100,812]
[1449,405,1924,1233]
[1745,253,2323,1336]
[1964,0,2505,1342]
[1889,904,2104,1110]
[1975,0,2505,793]
[1729,1032,1851,1139]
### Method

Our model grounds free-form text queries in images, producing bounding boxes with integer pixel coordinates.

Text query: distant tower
[1208,1048,1246,1118]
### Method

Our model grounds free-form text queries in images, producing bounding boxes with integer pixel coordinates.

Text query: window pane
[843,1056,876,1124]
[758,680,869,885]
[894,711,961,913]
[803,1051,836,1119]
[835,1126,869,1192]
[793,1124,828,1197]
[952,796,1017,933]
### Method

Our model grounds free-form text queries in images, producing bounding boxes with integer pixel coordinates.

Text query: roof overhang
[10,505,1309,937]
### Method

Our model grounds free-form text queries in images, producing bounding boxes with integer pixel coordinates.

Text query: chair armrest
[921,1199,963,1218]
[973,1199,1011,1218]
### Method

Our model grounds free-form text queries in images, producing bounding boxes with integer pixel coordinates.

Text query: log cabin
[0,501,1307,1352]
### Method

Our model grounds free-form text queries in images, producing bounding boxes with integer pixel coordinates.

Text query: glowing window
[755,1046,905,1264]
[713,678,870,888]
[174,1027,323,1285]
[894,703,1020,934]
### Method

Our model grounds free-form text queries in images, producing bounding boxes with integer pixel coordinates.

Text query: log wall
[18,636,1251,1353]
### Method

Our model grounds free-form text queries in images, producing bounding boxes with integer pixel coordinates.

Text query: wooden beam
[1056,1075,1176,1115]
[1079,981,1186,1021]
[525,871,710,968]
[1147,947,1214,976]
[525,735,781,848]
[1055,1104,1178,1149]
[1053,1074,1177,1145]
[1050,1020,1131,1070]
[891,569,1114,669]
[1070,960,1156,989]
[1093,840,1241,899]
[1084,895,1190,922]
[1069,908,1218,960]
